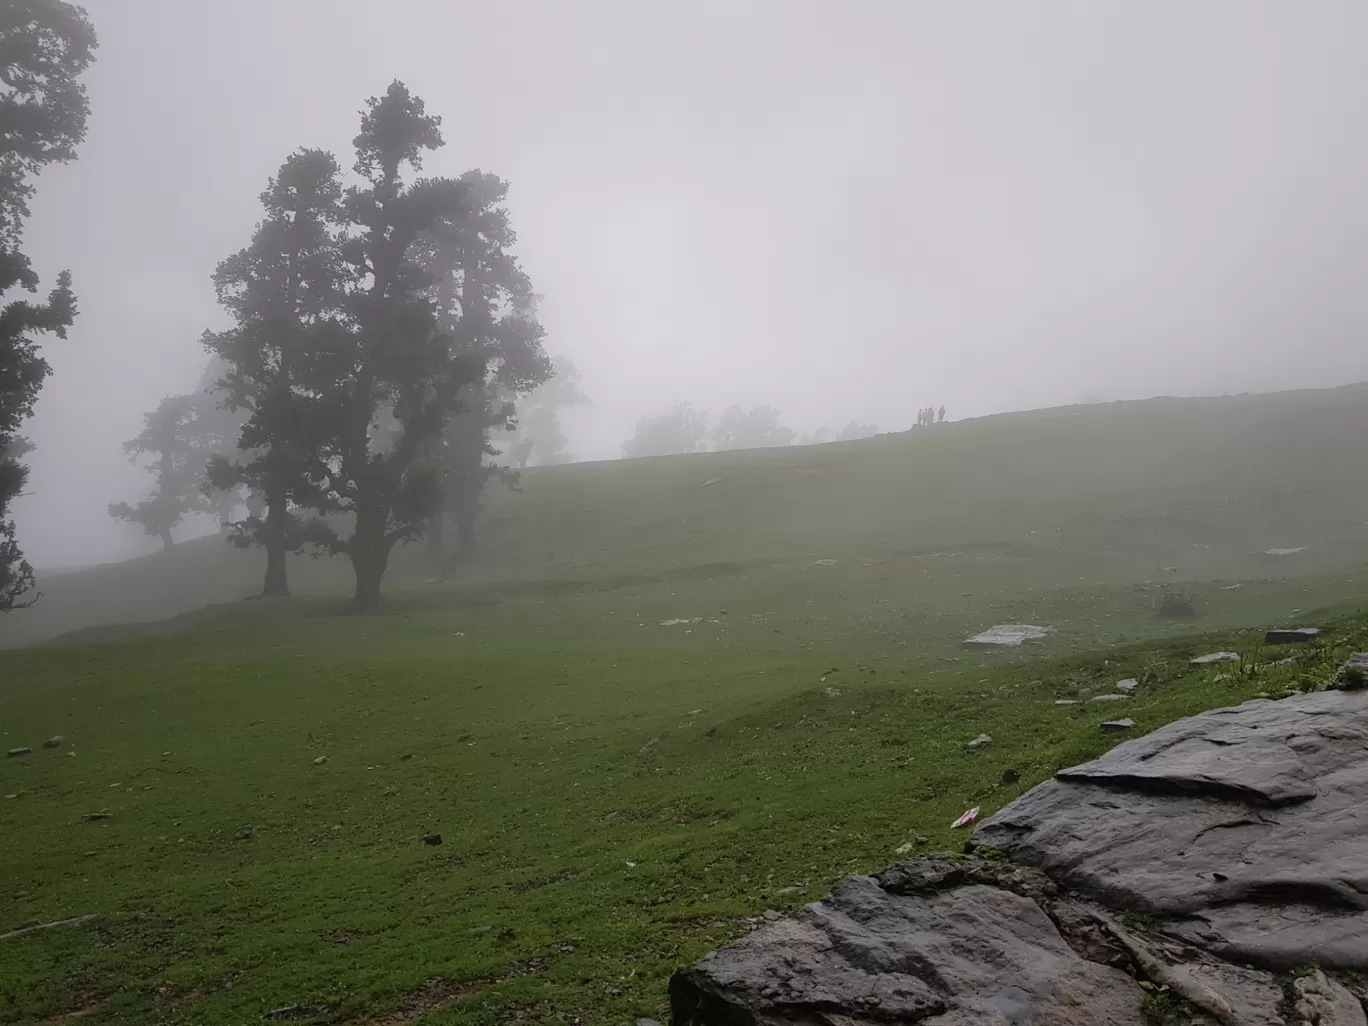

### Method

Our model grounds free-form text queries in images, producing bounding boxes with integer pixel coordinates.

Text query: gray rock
[6,747,32,757]
[1054,699,1079,706]
[312,756,328,766]
[1100,718,1134,732]
[1191,651,1242,665]
[636,1019,664,1026]
[966,733,993,748]
[1115,678,1138,693]
[670,870,1142,1026]
[1089,693,1130,703]
[962,624,1053,648]
[672,693,1368,1023]
[42,735,64,749]
[1266,627,1325,645]
[975,689,1368,971]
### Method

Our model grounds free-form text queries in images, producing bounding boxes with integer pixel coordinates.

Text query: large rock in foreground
[670,691,1368,1024]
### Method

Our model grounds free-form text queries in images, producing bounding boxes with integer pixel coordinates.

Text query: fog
[15,0,1368,569]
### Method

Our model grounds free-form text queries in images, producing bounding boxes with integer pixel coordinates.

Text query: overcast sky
[16,0,1368,568]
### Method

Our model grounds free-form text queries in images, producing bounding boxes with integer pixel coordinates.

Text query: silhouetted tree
[835,420,879,441]
[204,150,346,596]
[711,405,795,450]
[501,355,589,469]
[417,171,551,562]
[797,426,829,446]
[622,404,708,458]
[0,1,96,610]
[108,394,226,551]
[297,82,484,611]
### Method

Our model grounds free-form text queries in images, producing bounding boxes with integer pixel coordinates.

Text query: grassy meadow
[3,384,1368,1023]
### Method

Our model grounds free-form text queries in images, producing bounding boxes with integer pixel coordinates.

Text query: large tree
[299,82,484,611]
[502,355,589,469]
[0,1,96,610]
[108,393,226,551]
[419,170,551,562]
[204,149,346,596]
[621,403,708,458]
[711,405,795,451]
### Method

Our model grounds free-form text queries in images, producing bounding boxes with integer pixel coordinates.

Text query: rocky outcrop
[670,691,1368,1025]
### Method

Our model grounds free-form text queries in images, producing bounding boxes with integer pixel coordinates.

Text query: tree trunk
[455,503,476,562]
[160,529,174,552]
[261,477,290,597]
[426,513,445,558]
[350,510,389,613]
[263,536,289,597]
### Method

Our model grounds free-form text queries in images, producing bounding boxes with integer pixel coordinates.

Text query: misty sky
[16,0,1368,569]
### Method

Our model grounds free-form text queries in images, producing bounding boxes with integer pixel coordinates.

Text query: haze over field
[14,0,1368,569]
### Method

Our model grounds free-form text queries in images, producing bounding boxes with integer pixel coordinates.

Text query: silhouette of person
[937,405,946,424]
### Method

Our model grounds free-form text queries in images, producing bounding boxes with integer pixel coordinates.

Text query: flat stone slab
[673,693,1368,1024]
[1191,651,1241,664]
[1266,627,1325,644]
[670,859,1144,1026]
[962,624,1053,648]
[975,689,1368,971]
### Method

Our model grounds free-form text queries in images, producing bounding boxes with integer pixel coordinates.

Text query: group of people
[917,405,946,427]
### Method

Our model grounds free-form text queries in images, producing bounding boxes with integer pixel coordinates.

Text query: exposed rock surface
[671,691,1368,1025]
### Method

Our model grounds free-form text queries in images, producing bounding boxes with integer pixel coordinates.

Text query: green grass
[7,381,1368,648]
[3,576,1367,1024]
[2,383,1368,1023]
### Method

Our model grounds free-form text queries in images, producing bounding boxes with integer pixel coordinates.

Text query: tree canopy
[0,0,97,610]
[711,405,795,451]
[204,149,347,596]
[502,355,590,469]
[107,393,228,551]
[622,404,709,459]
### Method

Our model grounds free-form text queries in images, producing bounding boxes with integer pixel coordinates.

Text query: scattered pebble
[84,811,111,821]
[469,925,493,935]
[1101,718,1135,732]
[966,733,993,748]
[1115,679,1139,693]
[313,756,329,766]
[1090,694,1129,703]
[895,842,915,855]
[1053,700,1079,706]
[813,559,838,566]
[6,747,32,758]
[42,736,64,749]
[761,909,782,921]
[774,886,801,896]
[422,833,442,846]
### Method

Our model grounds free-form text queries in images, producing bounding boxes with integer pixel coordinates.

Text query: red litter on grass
[951,806,980,829]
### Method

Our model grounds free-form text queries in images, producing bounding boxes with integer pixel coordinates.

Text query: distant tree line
[621,405,880,459]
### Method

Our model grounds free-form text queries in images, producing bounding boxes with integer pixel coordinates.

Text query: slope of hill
[4,382,1368,1024]
[4,381,1368,647]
